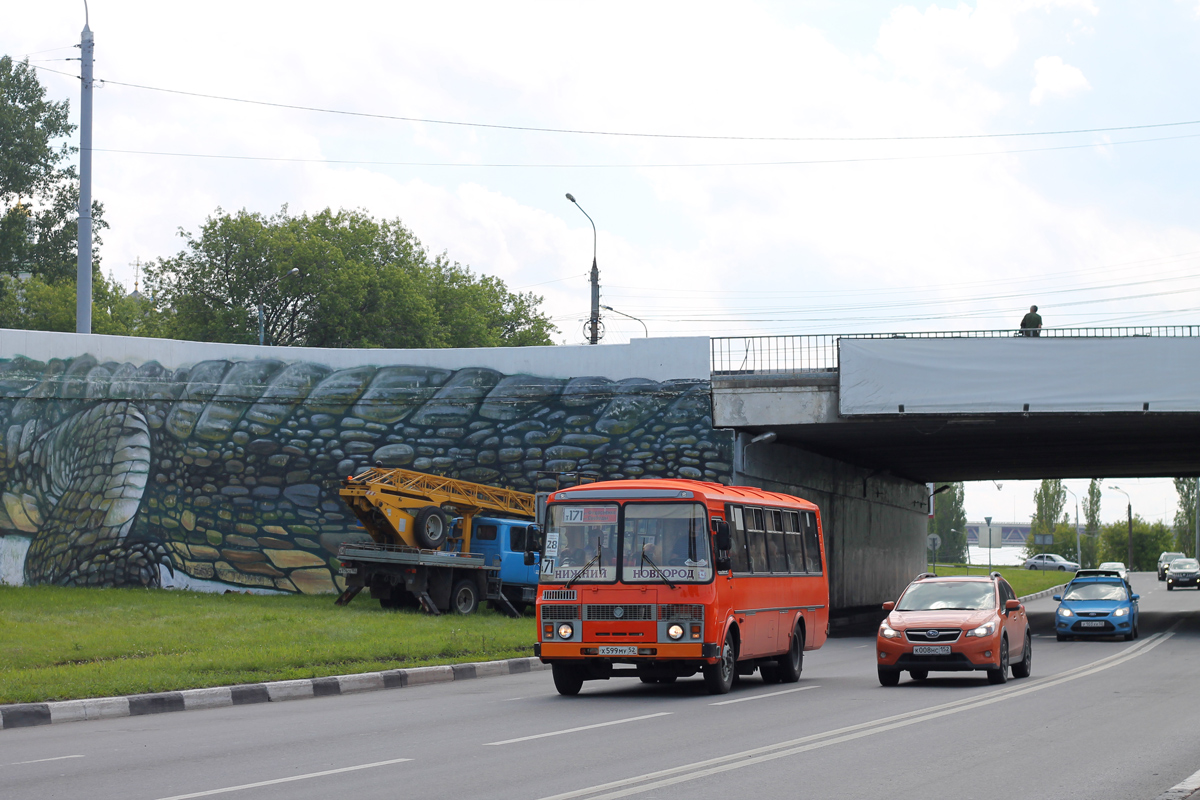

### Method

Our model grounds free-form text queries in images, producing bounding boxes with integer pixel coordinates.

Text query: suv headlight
[1058,608,1074,617]
[667,624,685,640]
[1112,607,1129,617]
[557,623,574,639]
[965,622,996,637]
[880,625,902,639]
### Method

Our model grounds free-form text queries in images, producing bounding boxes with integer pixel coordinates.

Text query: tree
[1027,479,1068,557]
[0,56,106,283]
[145,207,556,348]
[0,270,154,334]
[1172,478,1198,557]
[928,483,968,563]
[1098,516,1172,572]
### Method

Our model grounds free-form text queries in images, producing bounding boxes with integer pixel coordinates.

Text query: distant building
[967,521,1084,547]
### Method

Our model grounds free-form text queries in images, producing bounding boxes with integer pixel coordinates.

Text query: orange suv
[876,572,1031,686]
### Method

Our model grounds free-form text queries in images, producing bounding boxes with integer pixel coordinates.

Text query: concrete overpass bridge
[709,327,1200,610]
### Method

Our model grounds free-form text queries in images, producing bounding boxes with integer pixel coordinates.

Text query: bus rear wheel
[552,663,584,696]
[703,631,737,695]
[775,626,804,683]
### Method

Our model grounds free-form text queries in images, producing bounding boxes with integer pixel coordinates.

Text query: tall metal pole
[75,14,94,334]
[1127,501,1133,570]
[1065,486,1081,567]
[566,193,600,344]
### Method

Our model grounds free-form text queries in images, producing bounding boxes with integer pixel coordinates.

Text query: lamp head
[286,268,299,277]
[565,193,576,203]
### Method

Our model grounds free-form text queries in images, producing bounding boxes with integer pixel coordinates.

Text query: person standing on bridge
[1020,305,1042,337]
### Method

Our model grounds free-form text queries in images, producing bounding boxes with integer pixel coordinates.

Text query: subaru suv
[877,573,1031,687]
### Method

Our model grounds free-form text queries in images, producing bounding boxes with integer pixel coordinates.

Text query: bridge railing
[711,326,1200,377]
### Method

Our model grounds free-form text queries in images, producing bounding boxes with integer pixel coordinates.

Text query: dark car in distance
[1158,552,1187,581]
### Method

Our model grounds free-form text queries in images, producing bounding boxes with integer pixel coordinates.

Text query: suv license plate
[912,645,951,655]
[1080,621,1105,627]
[598,646,638,656]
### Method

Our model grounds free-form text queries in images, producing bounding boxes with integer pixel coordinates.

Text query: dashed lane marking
[6,755,85,766]
[710,686,819,706]
[484,713,672,746]
[153,757,413,800]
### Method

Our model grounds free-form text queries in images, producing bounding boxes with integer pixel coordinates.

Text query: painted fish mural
[0,354,732,593]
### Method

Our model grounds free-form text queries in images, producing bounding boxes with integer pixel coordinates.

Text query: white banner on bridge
[839,337,1200,415]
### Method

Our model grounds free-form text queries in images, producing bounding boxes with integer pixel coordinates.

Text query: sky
[5,0,1200,527]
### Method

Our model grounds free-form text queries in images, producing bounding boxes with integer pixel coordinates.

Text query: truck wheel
[413,506,448,549]
[552,663,584,696]
[703,630,737,695]
[450,579,479,615]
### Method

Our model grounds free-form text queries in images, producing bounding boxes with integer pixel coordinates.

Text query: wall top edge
[0,330,712,382]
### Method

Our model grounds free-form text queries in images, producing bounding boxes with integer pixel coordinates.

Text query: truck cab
[454,516,540,613]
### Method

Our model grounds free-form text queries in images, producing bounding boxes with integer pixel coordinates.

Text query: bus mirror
[713,520,732,551]
[523,523,541,566]
[715,555,731,572]
[524,551,537,566]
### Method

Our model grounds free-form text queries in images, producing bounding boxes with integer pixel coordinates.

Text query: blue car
[1054,575,1139,641]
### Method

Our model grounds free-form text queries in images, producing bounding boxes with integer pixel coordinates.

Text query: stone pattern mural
[0,355,732,593]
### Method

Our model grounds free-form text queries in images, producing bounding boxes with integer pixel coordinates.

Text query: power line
[27,64,1200,145]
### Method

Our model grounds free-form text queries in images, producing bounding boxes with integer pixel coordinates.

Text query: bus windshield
[540,504,619,583]
[622,503,712,583]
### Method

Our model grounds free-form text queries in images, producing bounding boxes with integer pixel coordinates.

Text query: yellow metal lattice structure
[340,467,536,550]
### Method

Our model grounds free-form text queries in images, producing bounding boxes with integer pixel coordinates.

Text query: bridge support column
[735,435,928,613]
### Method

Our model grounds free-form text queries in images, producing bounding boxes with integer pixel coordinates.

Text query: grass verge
[0,586,534,705]
[932,564,1073,597]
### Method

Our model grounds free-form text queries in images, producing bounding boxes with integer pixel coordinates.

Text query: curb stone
[1155,766,1200,800]
[0,657,550,731]
[1020,584,1069,603]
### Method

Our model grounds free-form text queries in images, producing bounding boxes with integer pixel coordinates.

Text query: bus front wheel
[552,664,584,696]
[703,631,737,695]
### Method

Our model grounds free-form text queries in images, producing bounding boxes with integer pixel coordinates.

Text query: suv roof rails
[989,571,1003,579]
[914,572,938,580]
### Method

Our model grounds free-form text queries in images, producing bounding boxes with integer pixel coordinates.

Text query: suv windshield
[1063,582,1128,601]
[1171,559,1199,570]
[622,503,712,583]
[1162,553,1185,562]
[897,581,996,611]
[540,504,619,583]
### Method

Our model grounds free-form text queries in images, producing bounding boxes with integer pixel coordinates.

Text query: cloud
[1029,55,1092,105]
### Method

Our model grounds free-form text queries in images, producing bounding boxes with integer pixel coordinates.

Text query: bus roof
[548,478,818,512]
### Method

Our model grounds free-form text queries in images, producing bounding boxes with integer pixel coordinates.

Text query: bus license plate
[1080,621,1105,627]
[598,646,638,656]
[912,645,950,655]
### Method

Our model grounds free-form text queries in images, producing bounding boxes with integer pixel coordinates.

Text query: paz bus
[531,478,828,695]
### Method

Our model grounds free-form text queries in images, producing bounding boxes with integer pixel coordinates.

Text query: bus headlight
[667,624,685,640]
[557,623,574,640]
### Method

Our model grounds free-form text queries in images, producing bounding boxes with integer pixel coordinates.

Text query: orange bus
[531,478,829,695]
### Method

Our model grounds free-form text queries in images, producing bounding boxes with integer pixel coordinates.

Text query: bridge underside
[754,412,1200,483]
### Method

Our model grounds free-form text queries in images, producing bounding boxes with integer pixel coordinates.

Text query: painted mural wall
[0,332,730,593]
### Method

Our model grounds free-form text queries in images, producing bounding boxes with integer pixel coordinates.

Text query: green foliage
[929,565,1070,598]
[1027,479,1068,557]
[0,56,105,282]
[0,585,534,704]
[144,207,556,349]
[1172,478,1198,557]
[0,271,157,334]
[928,482,967,563]
[1098,516,1173,572]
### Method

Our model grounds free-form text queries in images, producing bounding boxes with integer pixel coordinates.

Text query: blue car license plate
[1080,621,1105,627]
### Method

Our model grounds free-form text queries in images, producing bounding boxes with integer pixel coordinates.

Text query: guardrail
[711,326,1200,377]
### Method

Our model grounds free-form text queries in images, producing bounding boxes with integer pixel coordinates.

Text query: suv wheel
[1012,631,1032,678]
[878,666,900,687]
[987,637,1009,685]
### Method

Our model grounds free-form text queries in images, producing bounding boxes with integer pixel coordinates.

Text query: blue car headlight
[1058,607,1074,617]
[1112,607,1129,617]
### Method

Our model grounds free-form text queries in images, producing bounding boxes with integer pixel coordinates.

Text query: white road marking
[1155,764,1200,799]
[710,686,819,705]
[7,755,85,766]
[153,757,412,800]
[498,697,527,702]
[541,632,1175,800]
[484,713,672,746]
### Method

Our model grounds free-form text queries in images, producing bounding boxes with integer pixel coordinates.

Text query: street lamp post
[1064,486,1082,568]
[258,267,299,346]
[600,304,648,338]
[565,193,601,345]
[1108,485,1133,571]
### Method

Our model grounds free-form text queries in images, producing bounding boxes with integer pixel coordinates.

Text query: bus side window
[728,505,751,573]
[766,509,788,574]
[802,512,822,574]
[475,524,498,542]
[783,511,805,573]
[746,507,769,573]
